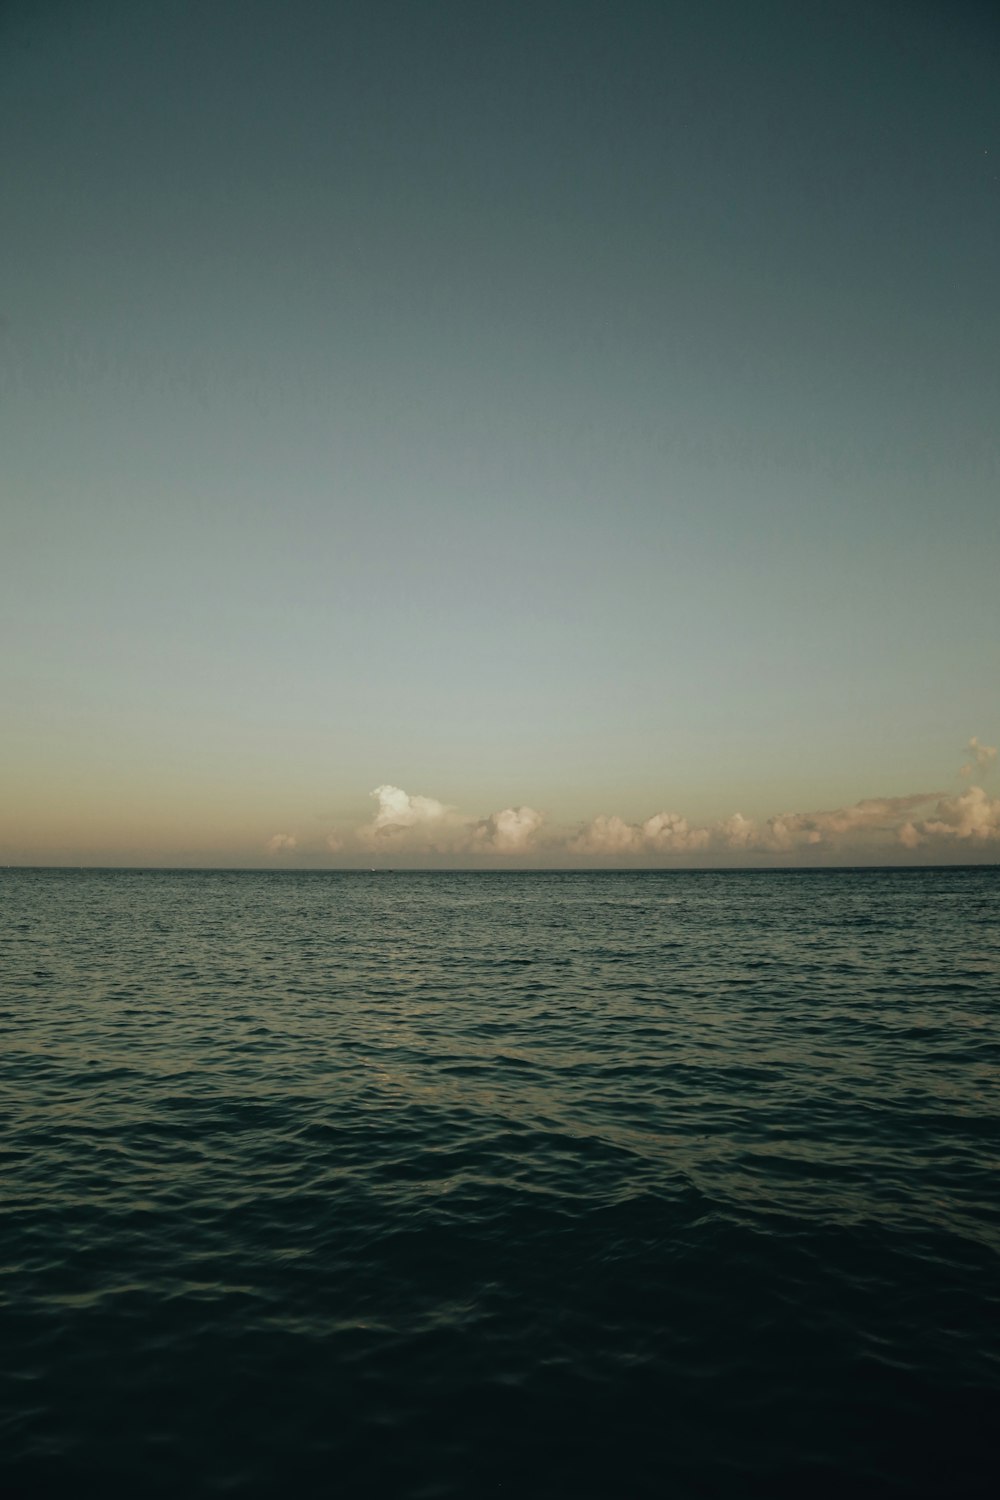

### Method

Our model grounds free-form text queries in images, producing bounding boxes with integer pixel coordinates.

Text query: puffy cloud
[266,833,297,854]
[369,784,453,834]
[641,811,711,852]
[760,813,819,851]
[961,737,998,778]
[469,805,544,853]
[568,793,944,859]
[718,812,758,849]
[569,810,711,856]
[356,784,462,853]
[759,794,939,850]
[356,785,543,856]
[569,815,644,857]
[913,785,1000,843]
[328,767,997,863]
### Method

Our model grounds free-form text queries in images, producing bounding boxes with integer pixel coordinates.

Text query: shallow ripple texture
[2,868,998,1498]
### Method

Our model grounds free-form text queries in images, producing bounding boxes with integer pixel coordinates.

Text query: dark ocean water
[1,867,998,1498]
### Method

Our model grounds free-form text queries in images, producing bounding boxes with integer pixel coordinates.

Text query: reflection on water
[2,868,998,1497]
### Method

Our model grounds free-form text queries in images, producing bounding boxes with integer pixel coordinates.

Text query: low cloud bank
[268,733,1000,860]
[567,792,945,858]
[760,794,940,851]
[349,784,988,859]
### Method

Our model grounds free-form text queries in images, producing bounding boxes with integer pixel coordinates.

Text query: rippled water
[2,867,998,1497]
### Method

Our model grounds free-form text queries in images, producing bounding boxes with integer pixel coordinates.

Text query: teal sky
[2,0,998,865]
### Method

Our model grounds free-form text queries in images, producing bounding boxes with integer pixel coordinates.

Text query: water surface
[2,868,997,1496]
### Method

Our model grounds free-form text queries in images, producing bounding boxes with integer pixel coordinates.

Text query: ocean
[2,867,997,1498]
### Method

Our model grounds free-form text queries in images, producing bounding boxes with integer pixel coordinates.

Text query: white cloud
[266,833,297,854]
[758,813,816,851]
[641,811,711,852]
[324,755,998,864]
[960,737,998,778]
[718,812,759,848]
[569,814,644,857]
[369,784,453,834]
[912,785,1000,843]
[355,784,461,853]
[759,794,939,850]
[355,785,543,856]
[569,810,711,856]
[567,793,944,859]
[469,805,544,853]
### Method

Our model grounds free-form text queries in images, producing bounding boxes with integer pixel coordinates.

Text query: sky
[1,0,998,866]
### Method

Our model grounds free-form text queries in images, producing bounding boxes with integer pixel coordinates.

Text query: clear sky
[2,0,998,866]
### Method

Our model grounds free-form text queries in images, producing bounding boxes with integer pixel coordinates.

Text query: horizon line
[3,863,997,875]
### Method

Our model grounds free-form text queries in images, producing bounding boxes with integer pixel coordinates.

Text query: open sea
[1,866,997,1498]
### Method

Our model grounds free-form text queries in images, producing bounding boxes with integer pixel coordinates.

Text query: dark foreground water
[2,868,998,1498]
